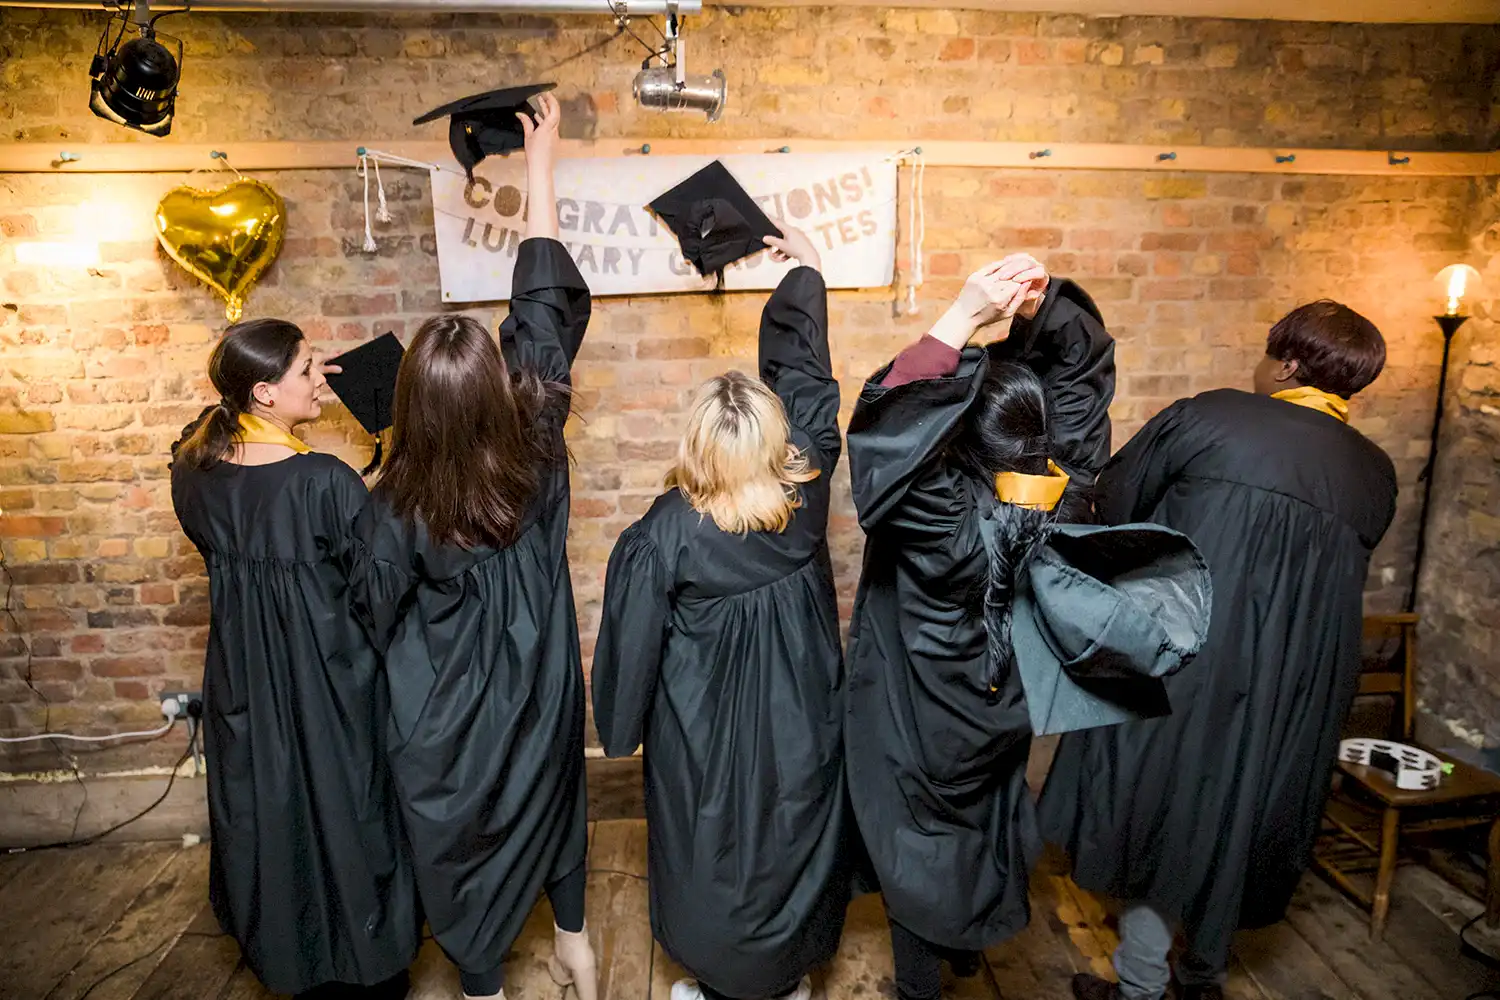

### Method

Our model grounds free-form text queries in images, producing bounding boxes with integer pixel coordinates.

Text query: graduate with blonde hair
[593,222,848,1000]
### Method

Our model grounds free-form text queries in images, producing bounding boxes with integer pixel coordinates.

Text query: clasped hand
[955,254,1050,330]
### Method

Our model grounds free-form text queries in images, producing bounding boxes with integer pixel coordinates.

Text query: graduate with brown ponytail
[170,321,419,999]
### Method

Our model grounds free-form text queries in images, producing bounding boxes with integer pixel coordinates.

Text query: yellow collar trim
[995,460,1070,511]
[237,413,312,454]
[1273,386,1349,424]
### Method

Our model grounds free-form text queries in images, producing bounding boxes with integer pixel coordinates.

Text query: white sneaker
[671,976,812,1000]
[781,977,812,1000]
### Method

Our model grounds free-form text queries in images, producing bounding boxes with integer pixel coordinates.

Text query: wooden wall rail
[1,139,1497,176]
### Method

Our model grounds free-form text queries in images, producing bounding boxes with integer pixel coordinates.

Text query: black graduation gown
[349,238,591,976]
[844,280,1114,950]
[1039,389,1398,956]
[171,453,421,995]
[591,267,848,1000]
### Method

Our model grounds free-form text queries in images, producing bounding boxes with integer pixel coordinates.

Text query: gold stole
[236,413,312,453]
[1272,386,1350,424]
[995,460,1070,512]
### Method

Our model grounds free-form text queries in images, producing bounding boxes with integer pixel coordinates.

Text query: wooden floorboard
[3,822,1498,1000]
[1282,877,1444,1000]
[985,870,1085,999]
[46,846,210,1000]
[0,849,37,893]
[0,843,176,1000]
[587,820,654,1000]
[1234,920,1355,1000]
[128,903,242,1000]
[1378,875,1500,998]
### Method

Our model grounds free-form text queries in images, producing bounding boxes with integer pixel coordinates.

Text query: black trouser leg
[546,861,587,933]
[888,919,942,1000]
[458,966,504,997]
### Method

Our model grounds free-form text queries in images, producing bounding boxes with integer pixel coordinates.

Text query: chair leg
[1486,818,1500,928]
[1372,807,1400,940]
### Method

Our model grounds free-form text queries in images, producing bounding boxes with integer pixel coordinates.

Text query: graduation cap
[648,160,781,277]
[1006,522,1212,736]
[413,83,556,180]
[324,332,404,475]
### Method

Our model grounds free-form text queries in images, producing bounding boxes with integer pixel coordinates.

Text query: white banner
[429,153,898,302]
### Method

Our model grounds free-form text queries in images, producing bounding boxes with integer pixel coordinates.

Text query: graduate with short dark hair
[1043,299,1398,1000]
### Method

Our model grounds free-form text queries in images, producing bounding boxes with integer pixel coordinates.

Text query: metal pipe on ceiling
[0,0,700,13]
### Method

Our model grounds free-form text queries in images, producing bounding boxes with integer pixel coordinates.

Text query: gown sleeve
[1094,399,1190,526]
[759,266,841,474]
[993,278,1116,483]
[846,346,987,545]
[318,459,371,572]
[498,237,593,387]
[590,524,672,758]
[346,498,419,656]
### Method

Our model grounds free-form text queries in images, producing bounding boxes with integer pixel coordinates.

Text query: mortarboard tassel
[361,435,384,477]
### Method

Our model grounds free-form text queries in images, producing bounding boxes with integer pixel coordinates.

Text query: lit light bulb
[1435,264,1482,317]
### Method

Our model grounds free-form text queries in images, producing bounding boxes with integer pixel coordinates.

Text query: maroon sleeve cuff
[880,334,962,388]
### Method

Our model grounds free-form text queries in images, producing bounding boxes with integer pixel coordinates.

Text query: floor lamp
[1406,264,1482,614]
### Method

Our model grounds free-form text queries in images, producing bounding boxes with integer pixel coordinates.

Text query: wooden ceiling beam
[706,0,1500,26]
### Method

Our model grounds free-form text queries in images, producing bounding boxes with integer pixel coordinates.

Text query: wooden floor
[3,821,1500,1000]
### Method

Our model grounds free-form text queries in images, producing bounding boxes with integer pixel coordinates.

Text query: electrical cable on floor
[71,937,174,1000]
[6,742,194,854]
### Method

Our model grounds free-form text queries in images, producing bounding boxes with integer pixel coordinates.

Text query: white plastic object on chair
[1338,737,1450,791]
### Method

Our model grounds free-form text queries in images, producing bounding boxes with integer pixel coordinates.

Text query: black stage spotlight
[89,3,183,137]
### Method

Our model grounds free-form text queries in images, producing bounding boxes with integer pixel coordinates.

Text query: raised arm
[992,264,1116,484]
[847,262,1036,540]
[499,92,592,386]
[591,524,671,757]
[759,223,840,473]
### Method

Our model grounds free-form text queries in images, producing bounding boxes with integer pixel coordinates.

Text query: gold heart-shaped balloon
[155,179,286,322]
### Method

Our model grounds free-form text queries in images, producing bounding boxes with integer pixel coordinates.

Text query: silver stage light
[633,66,726,122]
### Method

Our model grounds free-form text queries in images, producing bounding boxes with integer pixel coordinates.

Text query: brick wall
[1417,177,1500,749]
[1,8,1497,767]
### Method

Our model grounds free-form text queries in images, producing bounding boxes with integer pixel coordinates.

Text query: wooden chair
[1313,613,1500,938]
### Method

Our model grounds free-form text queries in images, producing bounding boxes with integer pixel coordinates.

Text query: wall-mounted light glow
[1435,263,1482,317]
[14,242,102,268]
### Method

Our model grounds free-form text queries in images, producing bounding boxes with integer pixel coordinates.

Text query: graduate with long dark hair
[170,321,419,999]
[592,224,846,1000]
[842,256,1107,1000]
[845,255,1209,1000]
[348,92,597,1000]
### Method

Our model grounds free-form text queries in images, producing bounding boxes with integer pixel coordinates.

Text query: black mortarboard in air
[324,332,404,475]
[648,160,781,277]
[413,83,556,180]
